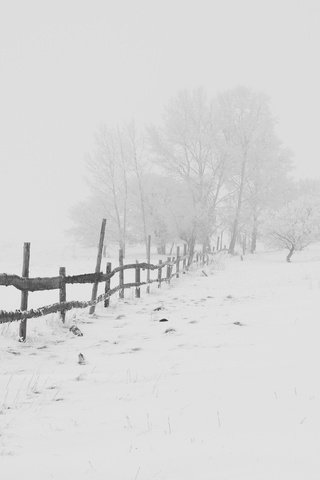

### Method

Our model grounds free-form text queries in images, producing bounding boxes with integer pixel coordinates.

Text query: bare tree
[263,197,320,262]
[245,141,293,253]
[150,88,227,255]
[126,123,149,256]
[86,125,130,254]
[215,87,277,255]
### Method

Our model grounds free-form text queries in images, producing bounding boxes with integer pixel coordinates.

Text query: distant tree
[126,123,149,256]
[142,174,179,253]
[69,196,107,247]
[245,143,293,253]
[72,125,130,253]
[150,88,227,256]
[215,86,278,255]
[263,197,320,262]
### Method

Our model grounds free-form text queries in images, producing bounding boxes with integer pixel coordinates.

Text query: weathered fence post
[104,262,111,307]
[19,242,30,342]
[183,244,187,272]
[135,260,140,298]
[146,234,151,294]
[158,260,162,288]
[216,236,220,251]
[220,232,223,251]
[89,218,106,315]
[59,267,66,323]
[166,257,171,284]
[176,246,180,278]
[119,248,124,299]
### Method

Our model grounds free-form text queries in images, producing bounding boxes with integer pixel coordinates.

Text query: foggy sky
[1,0,319,244]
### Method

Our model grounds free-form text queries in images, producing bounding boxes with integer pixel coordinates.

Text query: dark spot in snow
[164,328,176,334]
[78,353,86,365]
[131,347,141,352]
[159,318,168,322]
[153,306,164,311]
[226,295,233,299]
[116,314,126,319]
[70,325,83,336]
[233,321,245,326]
[189,320,197,324]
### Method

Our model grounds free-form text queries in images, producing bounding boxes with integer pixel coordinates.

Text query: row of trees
[70,86,320,261]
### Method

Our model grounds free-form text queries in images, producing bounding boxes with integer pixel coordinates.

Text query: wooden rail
[0,260,188,292]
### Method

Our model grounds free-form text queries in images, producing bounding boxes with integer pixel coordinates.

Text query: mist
[1,0,320,246]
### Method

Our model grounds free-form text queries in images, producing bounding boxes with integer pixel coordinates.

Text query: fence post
[146,234,151,294]
[176,246,180,278]
[119,248,124,299]
[135,260,140,298]
[166,257,171,284]
[89,218,106,315]
[216,236,220,251]
[19,242,30,342]
[158,260,162,288]
[59,267,66,323]
[104,262,111,307]
[183,244,187,272]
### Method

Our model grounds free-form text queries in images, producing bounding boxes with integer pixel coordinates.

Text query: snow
[1,247,320,479]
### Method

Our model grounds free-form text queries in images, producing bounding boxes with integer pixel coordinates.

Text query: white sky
[0,0,319,245]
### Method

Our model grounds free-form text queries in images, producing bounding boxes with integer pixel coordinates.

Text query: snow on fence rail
[0,219,212,341]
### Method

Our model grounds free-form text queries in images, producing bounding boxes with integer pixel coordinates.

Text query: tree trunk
[187,234,196,265]
[242,235,247,255]
[202,236,211,254]
[286,246,295,263]
[131,134,148,257]
[250,215,258,254]
[229,218,239,255]
[229,156,247,255]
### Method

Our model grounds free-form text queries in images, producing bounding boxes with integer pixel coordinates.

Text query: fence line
[0,218,215,339]
[0,254,213,325]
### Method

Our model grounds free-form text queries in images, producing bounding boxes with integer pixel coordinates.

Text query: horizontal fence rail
[0,259,189,292]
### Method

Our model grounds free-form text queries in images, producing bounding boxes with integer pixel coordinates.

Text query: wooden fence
[0,219,213,341]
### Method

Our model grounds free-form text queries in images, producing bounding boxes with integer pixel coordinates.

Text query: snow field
[1,247,320,479]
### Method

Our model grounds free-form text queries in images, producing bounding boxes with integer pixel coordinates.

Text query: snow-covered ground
[1,247,320,479]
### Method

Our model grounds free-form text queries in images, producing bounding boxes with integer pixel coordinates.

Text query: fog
[1,0,319,245]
